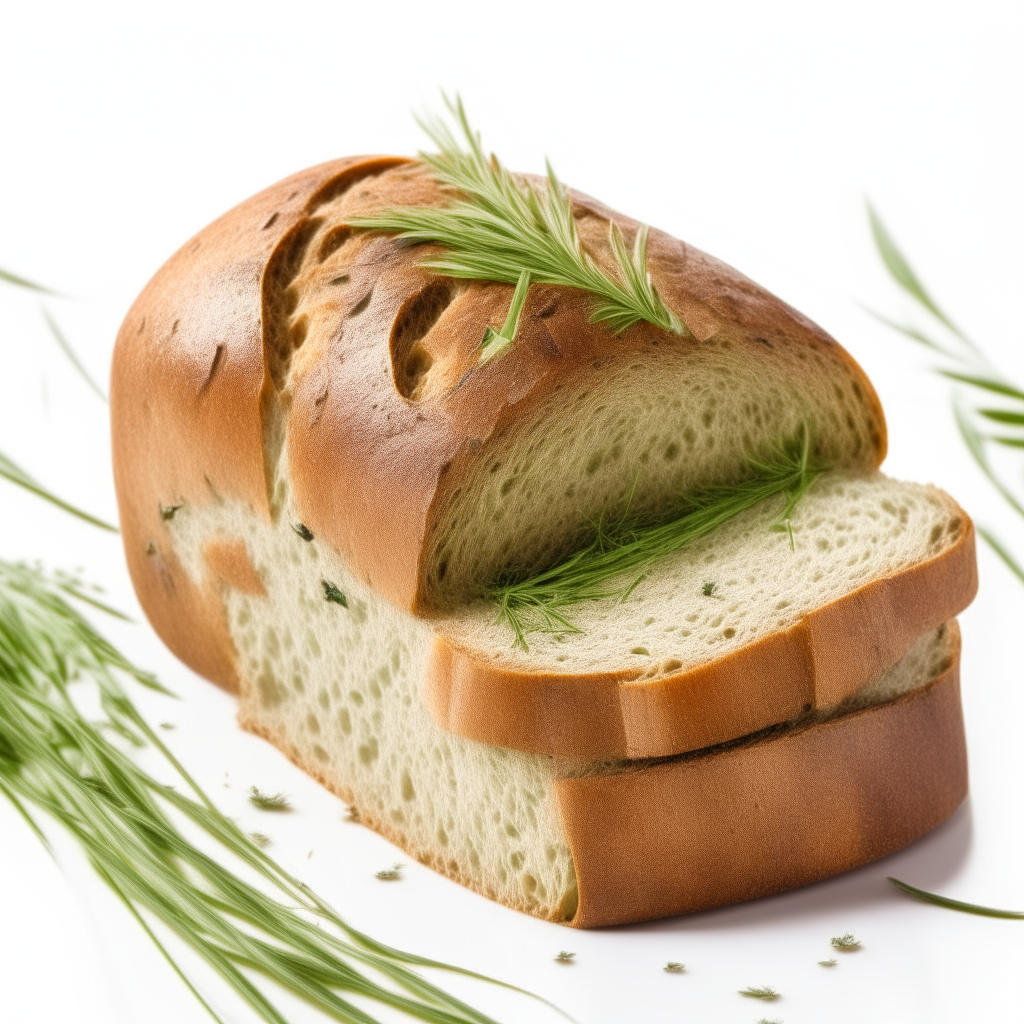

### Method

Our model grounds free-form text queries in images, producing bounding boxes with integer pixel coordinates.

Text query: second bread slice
[426,472,976,758]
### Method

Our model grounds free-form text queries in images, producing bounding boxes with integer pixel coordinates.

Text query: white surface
[1,1,1023,1021]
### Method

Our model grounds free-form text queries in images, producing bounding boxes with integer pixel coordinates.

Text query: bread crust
[110,156,405,688]
[560,643,967,927]
[425,509,977,758]
[113,158,888,692]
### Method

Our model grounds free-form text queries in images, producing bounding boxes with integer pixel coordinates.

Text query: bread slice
[163,485,963,925]
[427,471,976,758]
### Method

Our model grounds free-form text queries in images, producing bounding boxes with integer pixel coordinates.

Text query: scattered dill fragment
[158,721,176,730]
[349,94,684,340]
[249,831,271,848]
[739,985,779,1001]
[376,863,404,880]
[818,957,839,967]
[554,951,576,962]
[248,786,291,811]
[701,581,716,597]
[664,962,685,972]
[491,429,821,649]
[159,501,182,521]
[757,1018,784,1024]
[322,580,348,607]
[830,932,861,950]
[293,522,314,541]
[479,269,531,363]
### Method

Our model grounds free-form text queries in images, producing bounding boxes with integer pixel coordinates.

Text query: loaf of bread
[111,155,975,926]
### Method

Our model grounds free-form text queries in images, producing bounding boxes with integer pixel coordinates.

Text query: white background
[1,2,1022,1022]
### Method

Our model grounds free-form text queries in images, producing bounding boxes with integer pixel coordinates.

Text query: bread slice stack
[111,155,976,927]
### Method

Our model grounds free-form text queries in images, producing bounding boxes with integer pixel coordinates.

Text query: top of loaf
[111,154,886,648]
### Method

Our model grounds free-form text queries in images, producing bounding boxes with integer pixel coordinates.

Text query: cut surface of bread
[428,471,976,758]
[165,493,961,925]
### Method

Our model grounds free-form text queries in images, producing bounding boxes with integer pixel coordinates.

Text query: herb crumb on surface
[739,985,779,1000]
[248,786,291,811]
[554,951,576,962]
[830,932,861,950]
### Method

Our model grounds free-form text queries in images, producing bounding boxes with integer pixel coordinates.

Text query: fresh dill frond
[818,957,839,967]
[42,306,107,402]
[0,449,118,532]
[0,266,59,294]
[376,863,404,880]
[248,786,291,811]
[322,579,349,607]
[491,429,822,649]
[349,94,684,340]
[830,932,861,950]
[0,559,562,1024]
[555,951,576,962]
[739,985,779,1000]
[664,962,685,972]
[871,207,1024,581]
[249,831,271,848]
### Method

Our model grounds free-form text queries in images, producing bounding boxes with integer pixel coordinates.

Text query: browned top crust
[112,156,887,686]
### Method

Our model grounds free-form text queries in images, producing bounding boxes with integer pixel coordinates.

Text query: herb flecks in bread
[349,95,683,340]
[490,429,821,649]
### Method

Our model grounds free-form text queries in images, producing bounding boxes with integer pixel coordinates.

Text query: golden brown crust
[110,156,406,687]
[425,513,977,758]
[560,648,967,927]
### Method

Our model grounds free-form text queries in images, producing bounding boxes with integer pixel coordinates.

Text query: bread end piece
[560,652,967,927]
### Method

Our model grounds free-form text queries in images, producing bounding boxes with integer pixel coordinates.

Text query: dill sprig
[830,932,861,950]
[348,94,684,339]
[490,429,821,649]
[0,448,118,532]
[818,957,839,967]
[888,878,1024,920]
[0,559,564,1024]
[248,786,291,811]
[870,205,1024,582]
